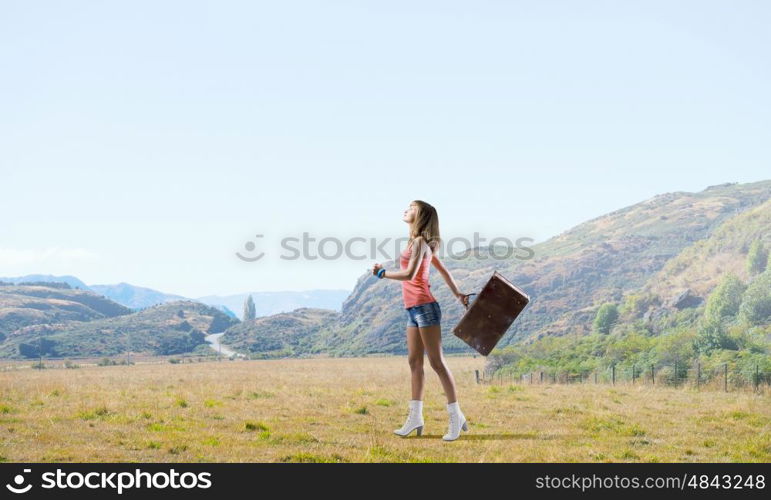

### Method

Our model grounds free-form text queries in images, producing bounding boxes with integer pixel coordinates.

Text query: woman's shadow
[413,432,539,441]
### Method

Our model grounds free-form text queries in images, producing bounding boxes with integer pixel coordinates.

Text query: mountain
[218,179,771,357]
[195,290,349,320]
[620,197,771,330]
[0,300,239,359]
[484,198,771,381]
[2,276,349,319]
[221,308,339,358]
[0,274,91,290]
[88,282,187,310]
[0,282,132,334]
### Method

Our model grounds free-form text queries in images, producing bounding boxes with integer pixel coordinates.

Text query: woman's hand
[371,263,383,276]
[456,292,473,309]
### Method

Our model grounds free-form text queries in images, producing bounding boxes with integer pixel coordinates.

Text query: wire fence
[476,362,770,394]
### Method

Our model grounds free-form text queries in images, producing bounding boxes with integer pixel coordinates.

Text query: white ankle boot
[394,399,424,437]
[443,401,468,441]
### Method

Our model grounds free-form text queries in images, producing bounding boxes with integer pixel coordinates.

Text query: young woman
[370,200,473,441]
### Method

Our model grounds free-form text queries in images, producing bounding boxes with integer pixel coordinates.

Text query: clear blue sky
[1,0,769,298]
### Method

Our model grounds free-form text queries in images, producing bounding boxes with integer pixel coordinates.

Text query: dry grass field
[0,356,768,463]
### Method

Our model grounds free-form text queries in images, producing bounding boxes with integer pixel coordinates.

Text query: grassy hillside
[487,200,771,384]
[0,300,239,359]
[496,179,771,343]
[640,198,771,304]
[0,282,132,334]
[222,308,339,358]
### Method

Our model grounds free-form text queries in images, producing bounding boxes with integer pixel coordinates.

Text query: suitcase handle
[460,293,478,309]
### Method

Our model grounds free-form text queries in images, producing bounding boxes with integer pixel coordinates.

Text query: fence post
[530,372,533,384]
[651,364,655,385]
[674,360,678,386]
[632,365,636,385]
[475,370,480,384]
[594,371,597,384]
[540,371,544,384]
[755,364,760,391]
[611,365,615,386]
[724,363,728,392]
[696,362,701,389]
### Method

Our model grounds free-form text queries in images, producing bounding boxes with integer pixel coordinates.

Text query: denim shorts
[405,301,442,328]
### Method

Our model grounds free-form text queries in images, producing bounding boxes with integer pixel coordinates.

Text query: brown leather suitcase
[452,270,530,356]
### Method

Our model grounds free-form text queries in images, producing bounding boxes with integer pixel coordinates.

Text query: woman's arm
[431,253,462,296]
[371,237,426,281]
[431,253,471,307]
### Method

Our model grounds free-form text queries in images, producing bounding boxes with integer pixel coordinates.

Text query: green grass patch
[248,391,275,399]
[244,421,269,432]
[77,405,110,420]
[579,415,625,433]
[280,452,347,463]
[268,432,319,444]
[146,422,186,432]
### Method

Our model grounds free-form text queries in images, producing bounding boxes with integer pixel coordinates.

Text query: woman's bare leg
[406,326,425,400]
[419,324,457,403]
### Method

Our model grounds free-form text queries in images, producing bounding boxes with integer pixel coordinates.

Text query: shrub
[739,269,771,326]
[704,274,746,323]
[593,303,619,334]
[746,240,768,276]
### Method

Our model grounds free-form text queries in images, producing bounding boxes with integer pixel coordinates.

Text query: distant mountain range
[0,276,347,319]
[1,180,768,360]
[0,274,90,290]
[88,282,187,310]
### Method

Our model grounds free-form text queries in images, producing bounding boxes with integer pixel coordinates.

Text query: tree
[18,338,57,358]
[243,295,256,321]
[695,317,737,354]
[739,269,771,326]
[592,303,619,334]
[746,240,768,276]
[704,273,746,324]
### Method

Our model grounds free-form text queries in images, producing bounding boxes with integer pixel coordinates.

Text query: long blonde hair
[409,200,441,252]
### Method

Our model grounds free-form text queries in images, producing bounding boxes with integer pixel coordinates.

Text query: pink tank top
[400,240,437,309]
